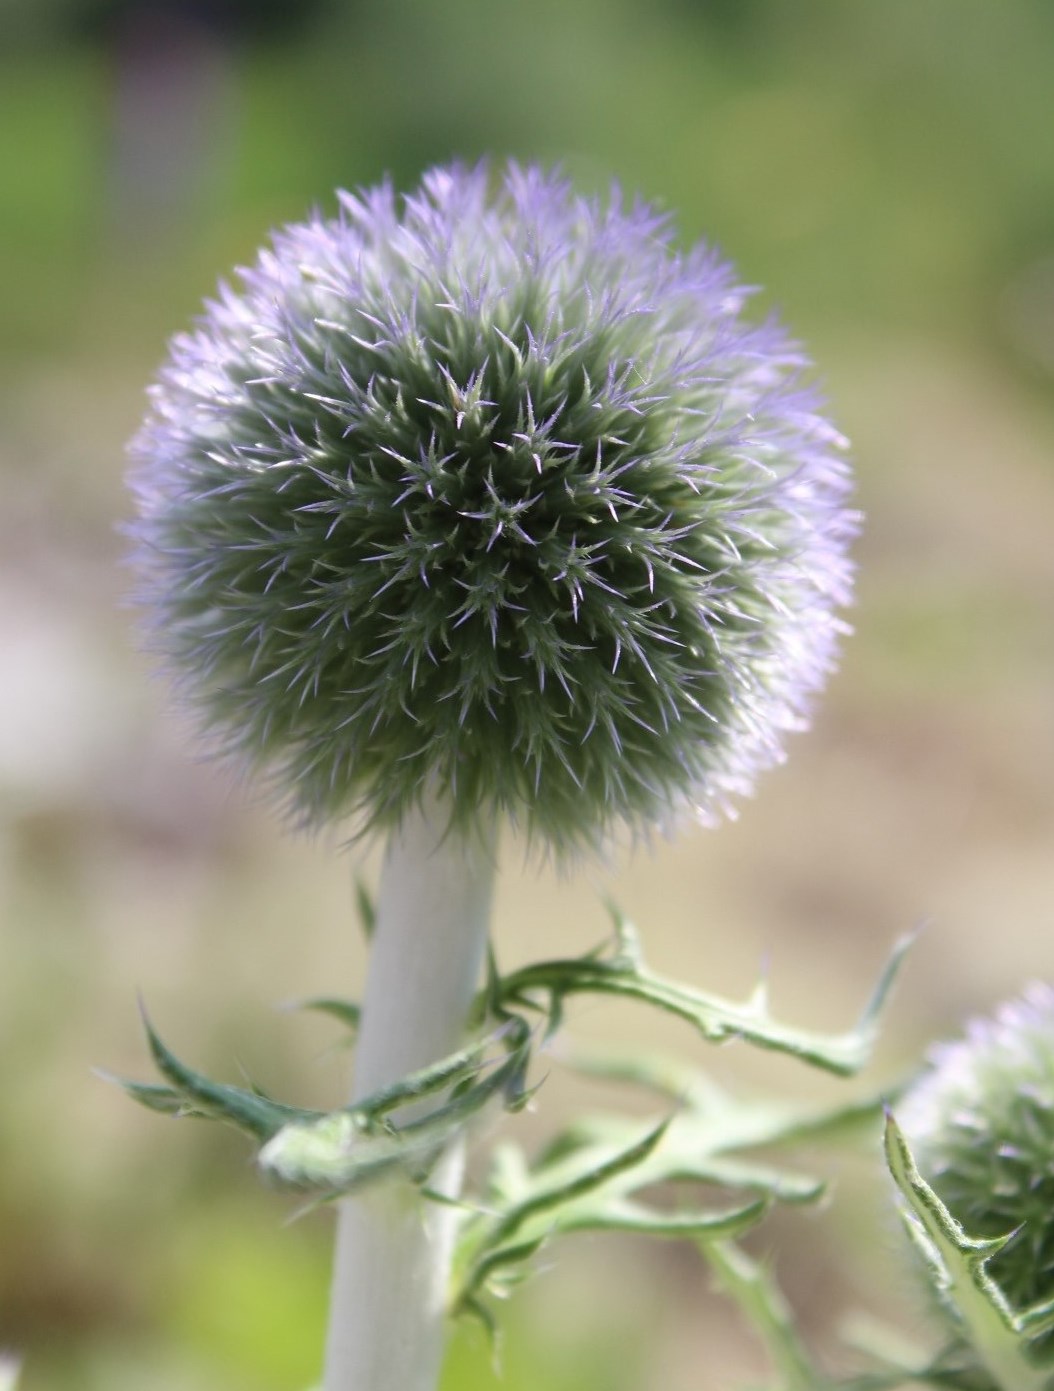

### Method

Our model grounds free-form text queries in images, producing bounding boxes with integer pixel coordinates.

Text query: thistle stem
[322,799,496,1391]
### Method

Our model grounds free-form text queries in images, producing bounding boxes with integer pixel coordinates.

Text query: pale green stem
[322,799,497,1391]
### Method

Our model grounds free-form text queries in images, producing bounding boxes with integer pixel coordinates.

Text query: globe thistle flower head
[898,983,1054,1316]
[129,163,855,853]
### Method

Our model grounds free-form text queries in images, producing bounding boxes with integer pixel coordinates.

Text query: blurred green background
[2,1,1054,1387]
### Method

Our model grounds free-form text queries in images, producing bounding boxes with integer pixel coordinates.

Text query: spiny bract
[129,163,855,849]
[898,983,1054,1319]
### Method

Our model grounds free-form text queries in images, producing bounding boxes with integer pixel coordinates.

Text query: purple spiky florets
[898,984,1054,1319]
[128,164,855,850]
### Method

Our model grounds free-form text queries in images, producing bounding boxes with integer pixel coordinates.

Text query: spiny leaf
[354,878,375,941]
[884,1113,1054,1391]
[119,1001,531,1201]
[458,1236,551,1300]
[551,1193,768,1241]
[605,901,644,967]
[297,997,361,1030]
[563,1046,889,1151]
[137,1008,319,1140]
[494,921,914,1077]
[453,1121,669,1310]
[298,1001,361,1034]
[523,1112,824,1205]
[1020,1300,1054,1343]
[452,1109,788,1319]
[458,1293,500,1349]
[562,1046,725,1108]
[260,1024,532,1197]
[667,1155,823,1205]
[485,1118,671,1244]
[707,1240,1002,1391]
[705,1240,820,1391]
[356,1033,495,1118]
[760,1093,890,1148]
[801,1295,1011,1388]
[97,1070,188,1117]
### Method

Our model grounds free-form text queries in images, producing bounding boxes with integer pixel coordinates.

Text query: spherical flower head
[898,983,1054,1319]
[128,163,855,852]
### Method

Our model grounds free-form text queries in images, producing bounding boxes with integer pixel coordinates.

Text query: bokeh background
[3,1,1054,1387]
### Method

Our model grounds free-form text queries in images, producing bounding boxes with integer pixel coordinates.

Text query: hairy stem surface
[322,801,496,1391]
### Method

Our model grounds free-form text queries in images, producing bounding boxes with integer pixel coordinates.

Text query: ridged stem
[322,800,496,1391]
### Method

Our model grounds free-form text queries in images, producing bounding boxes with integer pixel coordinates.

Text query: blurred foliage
[2,0,1054,370]
[2,1,1054,1388]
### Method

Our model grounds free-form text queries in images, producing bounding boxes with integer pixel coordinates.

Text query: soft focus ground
[2,3,1054,1388]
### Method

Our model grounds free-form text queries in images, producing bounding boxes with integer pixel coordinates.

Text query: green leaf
[122,1008,320,1140]
[480,1117,671,1247]
[705,1240,820,1391]
[551,1193,768,1241]
[297,997,361,1030]
[884,1113,1054,1391]
[836,1320,999,1390]
[494,916,914,1077]
[1020,1300,1054,1344]
[706,1241,1009,1391]
[260,1023,533,1196]
[115,1000,533,1201]
[457,1235,551,1301]
[562,1046,727,1108]
[354,878,375,942]
[563,1045,888,1159]
[96,1070,188,1117]
[452,1111,781,1317]
[528,1114,824,1207]
[353,1033,495,1118]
